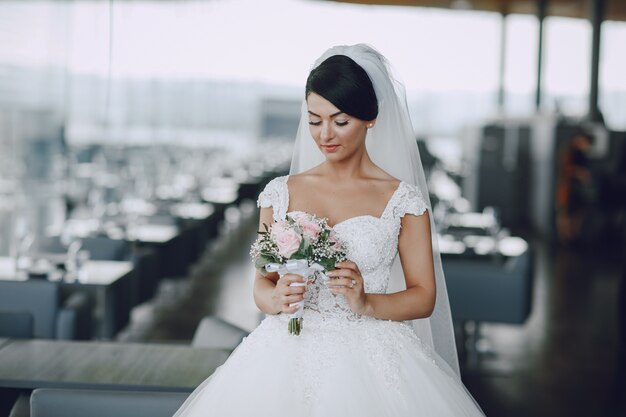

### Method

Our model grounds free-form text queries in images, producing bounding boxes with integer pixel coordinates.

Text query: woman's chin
[323,152,344,162]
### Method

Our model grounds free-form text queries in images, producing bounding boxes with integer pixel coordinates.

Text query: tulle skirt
[173,314,484,417]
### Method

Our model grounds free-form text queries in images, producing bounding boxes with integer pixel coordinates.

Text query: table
[0,339,230,392]
[0,258,24,280]
[61,261,134,339]
[0,258,132,284]
[438,234,528,260]
[128,224,179,244]
[64,202,219,280]
[0,258,134,339]
[50,213,206,301]
[60,217,179,245]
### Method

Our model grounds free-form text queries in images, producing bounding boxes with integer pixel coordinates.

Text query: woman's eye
[335,121,349,126]
[308,121,321,126]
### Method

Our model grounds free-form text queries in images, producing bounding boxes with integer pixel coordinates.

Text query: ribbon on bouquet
[265,259,327,335]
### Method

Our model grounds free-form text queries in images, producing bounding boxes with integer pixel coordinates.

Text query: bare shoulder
[287,166,325,190]
[368,168,401,195]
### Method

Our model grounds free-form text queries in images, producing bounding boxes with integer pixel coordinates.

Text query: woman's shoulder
[284,168,327,193]
[288,166,324,181]
[366,163,400,185]
[257,175,289,209]
[366,169,402,198]
[390,181,427,219]
[267,174,289,186]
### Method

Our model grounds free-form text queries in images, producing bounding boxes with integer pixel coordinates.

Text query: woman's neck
[320,150,377,181]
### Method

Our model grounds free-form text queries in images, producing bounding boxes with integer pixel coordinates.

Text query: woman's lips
[322,144,339,153]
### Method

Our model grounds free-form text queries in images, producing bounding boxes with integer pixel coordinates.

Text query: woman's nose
[320,122,334,141]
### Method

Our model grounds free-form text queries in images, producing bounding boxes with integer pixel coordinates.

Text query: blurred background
[0,0,625,416]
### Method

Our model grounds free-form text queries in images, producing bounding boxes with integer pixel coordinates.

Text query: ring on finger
[350,279,356,288]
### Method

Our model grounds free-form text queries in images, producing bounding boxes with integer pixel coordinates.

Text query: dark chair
[36,236,130,261]
[30,388,189,417]
[81,237,130,261]
[8,394,30,417]
[443,249,534,362]
[33,236,66,254]
[0,310,34,338]
[612,264,626,416]
[444,249,533,324]
[1,313,34,417]
[0,280,92,340]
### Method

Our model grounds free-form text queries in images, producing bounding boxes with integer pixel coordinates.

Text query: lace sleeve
[392,182,427,219]
[256,176,289,222]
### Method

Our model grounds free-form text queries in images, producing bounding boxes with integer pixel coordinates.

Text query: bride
[173,44,485,416]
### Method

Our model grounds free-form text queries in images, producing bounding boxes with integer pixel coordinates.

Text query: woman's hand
[271,273,306,314]
[326,260,370,316]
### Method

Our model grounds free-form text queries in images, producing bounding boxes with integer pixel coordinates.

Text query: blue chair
[443,249,534,361]
[81,237,130,261]
[1,312,34,417]
[444,250,533,324]
[8,394,30,417]
[30,388,189,417]
[191,316,248,350]
[0,310,34,338]
[0,280,92,340]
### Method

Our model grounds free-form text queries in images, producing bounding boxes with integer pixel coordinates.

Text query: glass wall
[543,16,591,116]
[502,14,539,116]
[0,0,625,151]
[600,20,626,130]
[0,0,503,144]
[1,0,625,256]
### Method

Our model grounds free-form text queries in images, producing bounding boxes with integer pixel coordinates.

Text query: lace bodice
[257,175,427,328]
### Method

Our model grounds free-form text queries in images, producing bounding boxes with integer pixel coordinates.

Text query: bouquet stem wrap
[266,259,325,336]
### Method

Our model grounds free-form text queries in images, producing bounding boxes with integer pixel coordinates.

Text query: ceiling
[322,0,626,21]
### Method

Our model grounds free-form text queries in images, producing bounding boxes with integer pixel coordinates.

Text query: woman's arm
[252,207,306,315]
[366,210,436,320]
[327,211,436,321]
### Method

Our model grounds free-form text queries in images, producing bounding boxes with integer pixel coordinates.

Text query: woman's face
[306,92,372,161]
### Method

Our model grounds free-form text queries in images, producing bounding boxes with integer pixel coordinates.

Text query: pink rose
[289,212,309,223]
[300,219,321,240]
[329,230,342,251]
[271,222,302,258]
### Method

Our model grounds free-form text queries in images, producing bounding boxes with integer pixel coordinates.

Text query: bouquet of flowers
[250,212,347,335]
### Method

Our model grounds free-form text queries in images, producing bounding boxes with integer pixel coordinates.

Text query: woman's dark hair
[305,55,378,121]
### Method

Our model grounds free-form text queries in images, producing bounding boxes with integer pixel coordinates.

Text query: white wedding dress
[173,176,484,417]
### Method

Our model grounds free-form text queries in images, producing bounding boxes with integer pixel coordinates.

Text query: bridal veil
[290,43,461,379]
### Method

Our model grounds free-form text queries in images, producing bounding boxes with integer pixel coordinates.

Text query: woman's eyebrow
[307,110,344,118]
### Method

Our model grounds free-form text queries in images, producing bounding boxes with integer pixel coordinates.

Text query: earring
[368,124,373,128]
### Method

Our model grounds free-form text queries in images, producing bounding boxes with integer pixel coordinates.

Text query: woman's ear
[367,119,377,129]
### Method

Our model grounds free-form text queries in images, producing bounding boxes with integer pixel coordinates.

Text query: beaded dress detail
[172,176,485,417]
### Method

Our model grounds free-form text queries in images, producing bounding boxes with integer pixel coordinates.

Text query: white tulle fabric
[172,176,484,417]
[290,44,460,378]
